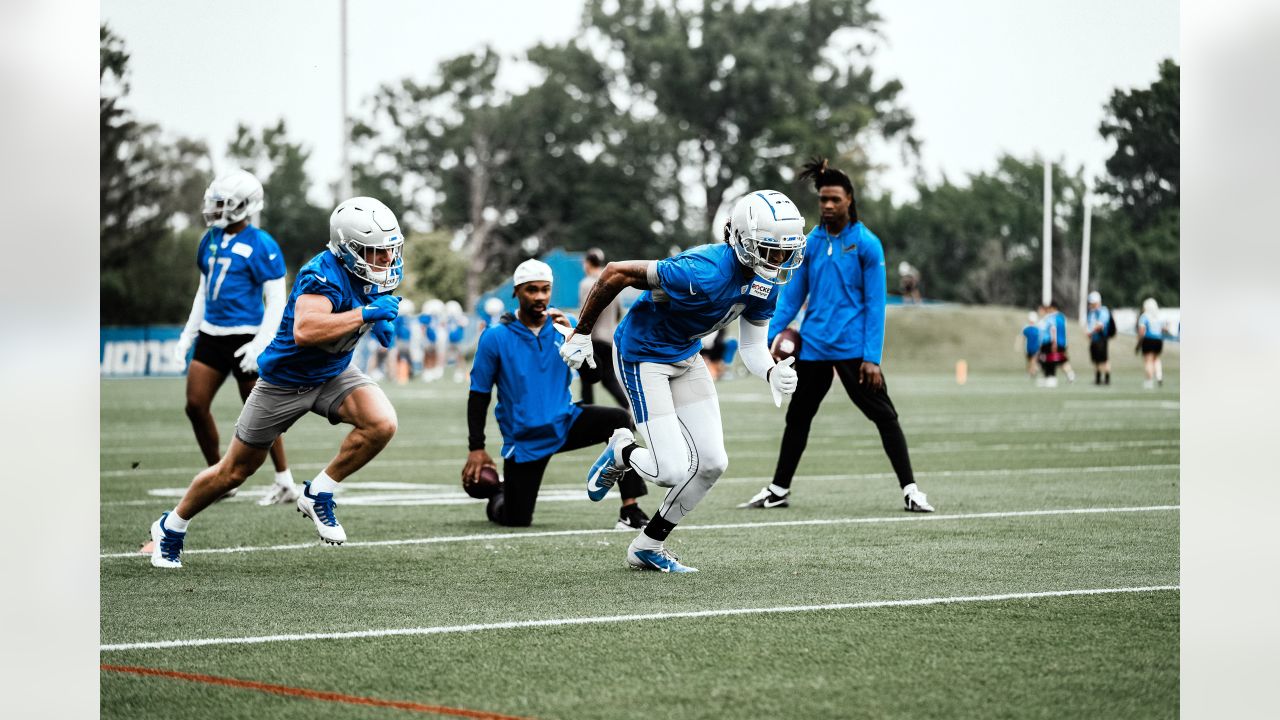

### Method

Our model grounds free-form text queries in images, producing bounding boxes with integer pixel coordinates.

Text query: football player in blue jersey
[148,197,406,568]
[172,170,297,505]
[559,190,806,573]
[740,157,934,514]
[1085,291,1113,385]
[463,259,650,530]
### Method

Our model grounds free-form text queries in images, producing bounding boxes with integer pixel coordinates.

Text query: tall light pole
[338,0,352,200]
[1078,187,1092,325]
[1042,160,1053,307]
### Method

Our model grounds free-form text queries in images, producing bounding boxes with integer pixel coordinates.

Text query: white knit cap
[1087,291,1101,304]
[513,258,553,287]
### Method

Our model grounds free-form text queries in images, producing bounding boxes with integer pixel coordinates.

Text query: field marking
[100,664,530,720]
[100,585,1178,652]
[100,504,1178,559]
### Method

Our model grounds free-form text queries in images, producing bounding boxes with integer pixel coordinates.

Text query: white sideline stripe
[99,585,1179,652]
[99,504,1179,559]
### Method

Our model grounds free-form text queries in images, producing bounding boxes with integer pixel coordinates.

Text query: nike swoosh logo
[269,253,278,260]
[843,243,857,253]
[316,274,329,284]
[689,282,697,295]
[763,498,787,508]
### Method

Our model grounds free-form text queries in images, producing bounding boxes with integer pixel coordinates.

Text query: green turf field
[100,313,1179,719]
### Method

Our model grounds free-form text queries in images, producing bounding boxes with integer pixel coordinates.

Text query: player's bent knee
[364,414,397,443]
[700,451,729,481]
[651,468,687,488]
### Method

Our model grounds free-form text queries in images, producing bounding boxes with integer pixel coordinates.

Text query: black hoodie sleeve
[468,390,492,451]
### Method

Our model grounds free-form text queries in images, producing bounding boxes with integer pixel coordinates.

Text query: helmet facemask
[336,234,404,292]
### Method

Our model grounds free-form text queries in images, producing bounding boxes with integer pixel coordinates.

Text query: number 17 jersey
[615,243,777,364]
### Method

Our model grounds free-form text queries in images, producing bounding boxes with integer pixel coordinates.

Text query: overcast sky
[100,0,1178,205]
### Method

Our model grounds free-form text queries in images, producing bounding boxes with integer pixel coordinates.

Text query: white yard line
[100,504,1179,559]
[99,585,1179,652]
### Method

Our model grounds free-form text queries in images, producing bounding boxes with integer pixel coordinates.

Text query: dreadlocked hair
[798,156,858,223]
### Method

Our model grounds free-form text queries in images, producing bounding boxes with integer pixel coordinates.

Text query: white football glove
[553,323,596,370]
[173,333,196,364]
[233,336,271,374]
[768,356,797,407]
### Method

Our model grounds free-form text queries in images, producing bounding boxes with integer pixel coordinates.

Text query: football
[463,465,502,499]
[771,327,802,362]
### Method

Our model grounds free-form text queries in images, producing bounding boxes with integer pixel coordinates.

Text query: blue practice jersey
[1140,312,1164,339]
[196,225,286,328]
[1087,306,1112,342]
[615,243,777,364]
[768,221,887,363]
[470,314,583,463]
[1022,324,1040,354]
[1053,311,1069,348]
[258,251,384,387]
[1038,315,1056,348]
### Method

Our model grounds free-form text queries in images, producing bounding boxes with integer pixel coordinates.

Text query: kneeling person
[147,197,407,568]
[463,259,649,529]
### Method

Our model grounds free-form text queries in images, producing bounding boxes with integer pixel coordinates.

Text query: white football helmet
[202,169,264,228]
[424,298,445,321]
[328,197,404,292]
[726,190,806,283]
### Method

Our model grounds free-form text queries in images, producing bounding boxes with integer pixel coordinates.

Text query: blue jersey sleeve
[744,289,778,325]
[469,329,499,393]
[860,234,887,364]
[654,255,703,303]
[248,232,287,285]
[294,268,345,310]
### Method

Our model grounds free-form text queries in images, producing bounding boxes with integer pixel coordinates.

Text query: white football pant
[614,347,728,525]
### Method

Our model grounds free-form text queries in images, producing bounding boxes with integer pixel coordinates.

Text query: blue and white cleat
[587,427,633,502]
[297,481,347,545]
[626,544,698,573]
[148,512,186,569]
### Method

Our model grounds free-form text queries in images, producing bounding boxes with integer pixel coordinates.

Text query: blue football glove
[361,295,401,323]
[371,320,394,348]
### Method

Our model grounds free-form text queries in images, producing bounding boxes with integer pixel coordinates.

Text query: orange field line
[101,664,534,720]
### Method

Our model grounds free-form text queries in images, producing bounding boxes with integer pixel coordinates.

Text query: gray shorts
[234,365,376,448]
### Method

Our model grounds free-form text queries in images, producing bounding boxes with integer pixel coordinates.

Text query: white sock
[767,483,790,497]
[902,483,918,497]
[310,471,339,494]
[274,469,295,487]
[165,510,190,532]
[631,533,663,551]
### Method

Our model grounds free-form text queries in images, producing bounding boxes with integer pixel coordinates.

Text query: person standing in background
[741,158,932,514]
[576,248,629,406]
[172,169,296,506]
[1085,291,1113,386]
[1021,310,1041,382]
[1138,297,1165,389]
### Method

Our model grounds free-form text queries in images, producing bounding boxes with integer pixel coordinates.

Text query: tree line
[101,1,1177,325]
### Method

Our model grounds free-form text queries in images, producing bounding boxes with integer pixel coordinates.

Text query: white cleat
[147,512,185,569]
[626,544,698,573]
[257,481,301,506]
[296,481,347,545]
[903,485,935,513]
